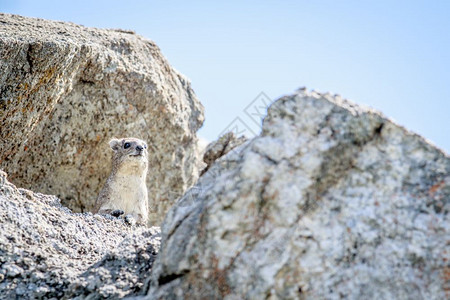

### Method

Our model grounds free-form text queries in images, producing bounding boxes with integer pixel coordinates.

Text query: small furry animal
[95,137,149,224]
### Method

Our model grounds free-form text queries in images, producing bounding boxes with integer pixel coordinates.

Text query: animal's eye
[144,144,147,149]
[124,142,131,149]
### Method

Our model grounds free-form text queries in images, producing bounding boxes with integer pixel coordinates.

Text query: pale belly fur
[101,174,148,222]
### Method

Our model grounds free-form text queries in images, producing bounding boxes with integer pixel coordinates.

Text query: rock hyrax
[95,137,148,224]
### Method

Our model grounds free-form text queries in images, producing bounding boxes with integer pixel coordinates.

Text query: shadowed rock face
[0,170,161,299]
[0,13,204,224]
[148,90,449,299]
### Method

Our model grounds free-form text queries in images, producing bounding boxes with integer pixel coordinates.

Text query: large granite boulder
[148,90,449,299]
[0,169,161,299]
[0,13,204,224]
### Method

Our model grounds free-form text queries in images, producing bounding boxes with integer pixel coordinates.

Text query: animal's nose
[136,145,143,151]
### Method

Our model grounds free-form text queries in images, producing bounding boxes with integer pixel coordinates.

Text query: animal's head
[108,137,148,173]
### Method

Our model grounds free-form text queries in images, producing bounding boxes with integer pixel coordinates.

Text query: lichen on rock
[148,89,450,299]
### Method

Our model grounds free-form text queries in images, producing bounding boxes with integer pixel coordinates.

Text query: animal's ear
[109,138,121,151]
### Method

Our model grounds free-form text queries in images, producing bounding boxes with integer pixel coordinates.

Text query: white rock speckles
[0,170,161,299]
[0,13,204,224]
[148,89,449,300]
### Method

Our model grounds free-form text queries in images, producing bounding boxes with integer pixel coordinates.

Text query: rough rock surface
[0,170,161,299]
[201,132,247,175]
[148,90,450,299]
[0,13,204,224]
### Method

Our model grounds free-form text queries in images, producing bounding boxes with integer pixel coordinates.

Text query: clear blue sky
[2,1,449,153]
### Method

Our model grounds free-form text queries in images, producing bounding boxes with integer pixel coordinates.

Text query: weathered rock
[201,132,247,175]
[148,90,450,299]
[0,13,204,224]
[65,228,160,299]
[0,169,161,299]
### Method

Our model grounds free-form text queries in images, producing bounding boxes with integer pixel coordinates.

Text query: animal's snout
[136,145,144,151]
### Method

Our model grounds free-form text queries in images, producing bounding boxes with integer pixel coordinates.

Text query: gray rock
[148,90,450,299]
[65,227,160,299]
[0,13,204,224]
[201,132,247,175]
[0,169,161,299]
